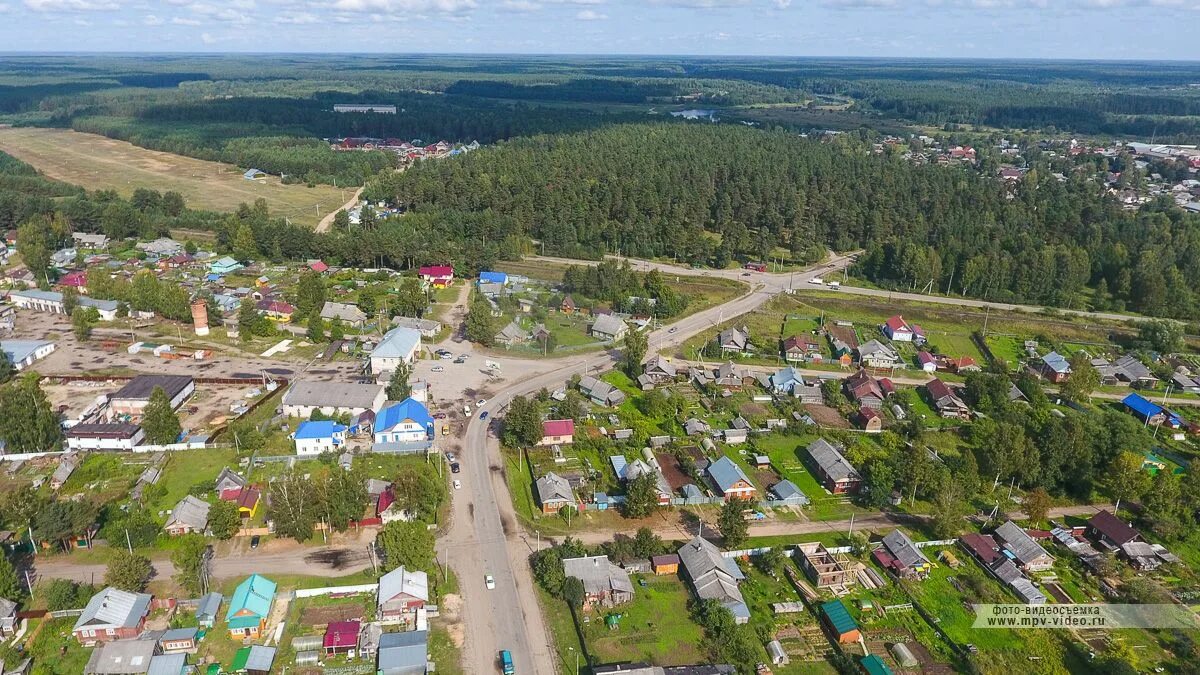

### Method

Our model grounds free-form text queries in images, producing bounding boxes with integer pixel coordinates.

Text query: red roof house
[220,488,261,518]
[309,260,329,273]
[256,299,294,319]
[324,620,360,655]
[539,419,575,446]
[58,271,87,289]
[882,315,914,342]
[418,265,454,288]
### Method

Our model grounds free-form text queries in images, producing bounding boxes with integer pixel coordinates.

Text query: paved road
[440,254,854,675]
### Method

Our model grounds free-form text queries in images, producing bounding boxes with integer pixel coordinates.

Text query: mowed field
[0,126,344,228]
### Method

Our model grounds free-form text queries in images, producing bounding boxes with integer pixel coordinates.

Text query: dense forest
[365,123,1200,319]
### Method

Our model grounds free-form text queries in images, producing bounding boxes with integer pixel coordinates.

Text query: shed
[294,651,320,666]
[820,599,860,643]
[291,635,323,652]
[861,654,894,675]
[767,640,788,665]
[651,554,680,575]
[890,643,919,668]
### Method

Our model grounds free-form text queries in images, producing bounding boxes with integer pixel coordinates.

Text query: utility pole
[125,529,133,554]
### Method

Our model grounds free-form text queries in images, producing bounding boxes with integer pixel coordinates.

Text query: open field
[0,127,344,228]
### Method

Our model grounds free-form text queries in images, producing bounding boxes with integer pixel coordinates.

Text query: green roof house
[821,599,860,644]
[225,574,276,639]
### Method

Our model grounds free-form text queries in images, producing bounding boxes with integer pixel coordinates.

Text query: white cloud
[647,0,749,7]
[186,2,252,23]
[142,13,163,24]
[331,0,477,13]
[274,10,318,22]
[501,0,540,10]
[576,7,605,17]
[171,15,200,23]
[23,0,119,10]
[0,3,10,10]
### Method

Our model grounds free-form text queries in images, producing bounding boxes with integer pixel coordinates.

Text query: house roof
[294,420,347,440]
[884,315,911,333]
[418,265,453,277]
[283,380,384,411]
[591,314,627,336]
[85,639,158,674]
[195,592,222,620]
[677,536,747,620]
[479,271,508,284]
[391,316,442,333]
[1122,392,1163,418]
[145,654,187,675]
[378,566,429,604]
[374,326,421,360]
[378,630,428,672]
[770,479,807,503]
[717,327,748,349]
[858,339,898,361]
[226,574,275,622]
[244,645,276,671]
[822,599,858,635]
[1042,351,1071,374]
[1114,354,1153,380]
[960,533,1001,564]
[324,620,361,649]
[807,438,860,483]
[994,520,1052,566]
[644,355,677,377]
[377,398,433,433]
[320,301,366,323]
[1089,510,1140,545]
[769,366,804,391]
[707,456,753,494]
[112,375,193,402]
[496,320,529,342]
[542,419,575,438]
[882,529,929,569]
[66,423,141,440]
[0,598,17,617]
[562,555,634,597]
[74,587,151,632]
[166,495,210,531]
[651,554,680,567]
[536,472,575,505]
[215,468,247,491]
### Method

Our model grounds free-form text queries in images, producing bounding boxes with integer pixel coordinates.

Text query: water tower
[191,299,209,337]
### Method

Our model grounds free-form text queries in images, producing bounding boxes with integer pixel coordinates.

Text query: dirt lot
[41,376,270,433]
[656,451,691,490]
[0,127,344,228]
[803,403,851,429]
[299,601,367,627]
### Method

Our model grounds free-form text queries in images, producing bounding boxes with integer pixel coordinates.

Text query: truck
[809,276,823,284]
[827,281,841,289]
[500,650,515,675]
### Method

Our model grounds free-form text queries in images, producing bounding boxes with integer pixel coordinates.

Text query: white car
[485,574,496,590]
[453,480,462,490]
[476,399,487,407]
[431,366,445,372]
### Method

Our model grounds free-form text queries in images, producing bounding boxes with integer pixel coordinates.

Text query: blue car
[480,411,489,420]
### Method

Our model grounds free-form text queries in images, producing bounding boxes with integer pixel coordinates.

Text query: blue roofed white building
[1,339,55,371]
[768,366,805,394]
[374,398,434,452]
[293,420,348,456]
[370,326,421,375]
[769,479,809,506]
[209,256,243,276]
[478,271,508,285]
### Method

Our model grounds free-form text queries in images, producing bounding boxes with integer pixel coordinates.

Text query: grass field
[0,127,345,228]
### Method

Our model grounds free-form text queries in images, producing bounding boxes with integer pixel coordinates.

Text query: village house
[225,574,276,640]
[73,587,152,645]
[882,315,915,342]
[417,265,454,288]
[1088,510,1142,550]
[917,351,938,373]
[677,536,749,624]
[578,375,626,406]
[164,495,210,536]
[562,555,635,607]
[874,529,932,579]
[560,294,577,314]
[1036,351,1072,383]
[82,639,160,674]
[256,298,294,321]
[377,630,428,675]
[805,438,861,494]
[320,301,368,328]
[796,542,855,590]
[642,355,678,384]
[50,454,79,490]
[843,369,888,409]
[370,326,421,374]
[195,593,222,629]
[993,521,1055,572]
[854,407,883,433]
[925,378,971,419]
[324,620,360,657]
[1122,392,1178,427]
[220,486,261,519]
[782,334,822,362]
[293,420,347,456]
[535,472,577,514]
[376,486,413,524]
[707,456,757,500]
[157,626,199,653]
[590,314,629,342]
[495,320,530,347]
[770,479,809,505]
[377,566,429,624]
[858,339,902,369]
[538,419,575,446]
[0,598,17,637]
[209,256,243,276]
[373,398,434,451]
[716,327,750,354]
[72,232,109,249]
[215,468,247,494]
[392,316,442,339]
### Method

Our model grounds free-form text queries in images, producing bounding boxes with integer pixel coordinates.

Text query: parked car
[453,357,466,364]
[485,574,496,590]
[451,462,461,474]
[432,366,445,372]
[479,411,489,420]
[453,480,462,490]
[446,452,456,462]
[433,412,448,419]
[476,399,487,406]
[250,535,261,550]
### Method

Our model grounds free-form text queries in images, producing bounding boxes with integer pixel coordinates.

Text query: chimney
[191,299,209,337]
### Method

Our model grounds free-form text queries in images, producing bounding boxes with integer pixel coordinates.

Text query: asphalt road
[441,254,854,675]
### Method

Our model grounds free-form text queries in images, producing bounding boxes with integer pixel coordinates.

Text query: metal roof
[283,380,384,411]
[378,566,429,605]
[74,587,152,632]
[994,521,1052,567]
[562,555,634,597]
[806,438,860,483]
[376,398,433,433]
[378,630,428,673]
[707,456,752,494]
[112,375,193,402]
[821,600,858,635]
[374,326,421,360]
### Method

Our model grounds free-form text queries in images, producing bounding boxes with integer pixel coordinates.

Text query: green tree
[390,466,444,523]
[1106,451,1151,505]
[1143,471,1187,540]
[562,575,585,608]
[16,219,51,280]
[236,299,261,341]
[632,527,663,558]
[386,361,412,401]
[531,547,566,596]
[171,534,208,595]
[295,271,326,317]
[333,210,350,230]
[306,311,326,343]
[102,507,160,549]
[33,499,97,552]
[501,395,542,447]
[718,499,750,548]
[141,386,182,445]
[61,287,80,316]
[465,295,497,346]
[329,317,345,342]
[0,373,63,453]
[1022,487,1052,527]
[268,469,319,542]
[71,306,99,341]
[620,327,649,377]
[623,473,658,519]
[0,349,14,385]
[376,521,435,572]
[0,553,22,600]
[44,579,91,611]
[316,466,367,532]
[207,500,242,540]
[105,551,153,592]
[233,221,257,262]
[1138,319,1183,354]
[1060,352,1099,402]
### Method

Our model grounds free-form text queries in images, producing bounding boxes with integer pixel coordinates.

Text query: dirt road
[315,186,364,233]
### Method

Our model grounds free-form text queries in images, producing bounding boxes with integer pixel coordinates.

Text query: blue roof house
[1122,392,1181,427]
[479,271,508,285]
[373,398,434,452]
[769,479,809,506]
[293,420,347,456]
[707,456,757,500]
[225,574,276,639]
[209,256,243,275]
[768,366,805,395]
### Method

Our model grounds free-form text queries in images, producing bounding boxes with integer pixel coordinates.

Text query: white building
[7,289,119,321]
[65,423,145,451]
[1,340,55,370]
[293,420,348,456]
[370,327,421,374]
[280,380,385,418]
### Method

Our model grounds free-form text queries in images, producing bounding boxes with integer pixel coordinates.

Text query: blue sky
[0,0,1197,59]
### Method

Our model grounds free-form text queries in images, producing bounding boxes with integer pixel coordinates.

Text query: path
[315,186,364,233]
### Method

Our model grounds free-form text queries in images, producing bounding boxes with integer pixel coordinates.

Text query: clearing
[0,127,345,228]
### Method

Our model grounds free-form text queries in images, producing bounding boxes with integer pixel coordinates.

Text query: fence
[133,441,223,454]
[292,583,378,599]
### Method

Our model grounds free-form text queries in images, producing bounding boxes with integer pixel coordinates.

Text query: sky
[0,0,1198,59]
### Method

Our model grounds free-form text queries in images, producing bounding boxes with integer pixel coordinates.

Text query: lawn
[21,617,93,675]
[578,574,707,666]
[145,448,240,514]
[750,433,874,521]
[0,127,345,228]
